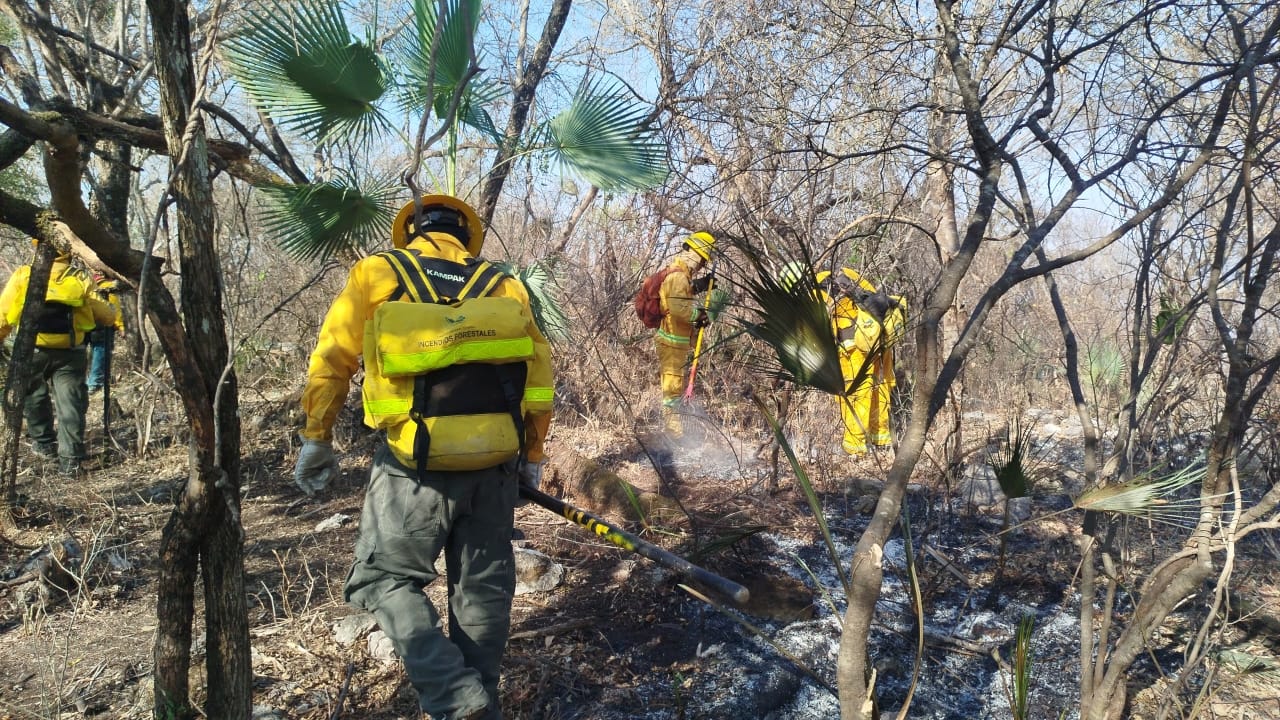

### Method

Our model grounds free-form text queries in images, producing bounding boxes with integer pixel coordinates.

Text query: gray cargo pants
[24,346,89,462]
[345,444,518,720]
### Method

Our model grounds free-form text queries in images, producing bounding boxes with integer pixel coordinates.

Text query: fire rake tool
[519,484,750,605]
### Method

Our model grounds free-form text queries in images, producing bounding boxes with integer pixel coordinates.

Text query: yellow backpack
[361,249,537,474]
[33,266,93,339]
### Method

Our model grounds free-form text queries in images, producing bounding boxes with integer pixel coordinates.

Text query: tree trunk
[1,240,56,515]
[145,0,248,717]
[477,0,573,227]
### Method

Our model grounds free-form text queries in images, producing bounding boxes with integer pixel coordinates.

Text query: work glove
[693,308,710,330]
[690,274,714,294]
[516,461,544,507]
[294,439,338,497]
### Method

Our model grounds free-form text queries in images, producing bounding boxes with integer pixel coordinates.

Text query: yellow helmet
[683,231,716,261]
[779,261,830,291]
[840,267,879,294]
[391,194,486,256]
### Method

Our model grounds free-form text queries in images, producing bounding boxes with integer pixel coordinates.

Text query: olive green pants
[344,444,518,720]
[24,346,89,461]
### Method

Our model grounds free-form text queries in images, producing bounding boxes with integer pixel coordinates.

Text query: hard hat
[779,261,830,292]
[391,194,485,255]
[683,231,716,261]
[840,267,879,294]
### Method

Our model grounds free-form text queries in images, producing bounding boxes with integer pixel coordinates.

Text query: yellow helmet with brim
[391,195,486,256]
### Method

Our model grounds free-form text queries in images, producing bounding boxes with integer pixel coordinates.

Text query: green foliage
[1216,649,1280,676]
[704,287,730,321]
[1153,296,1189,345]
[223,0,388,143]
[541,77,670,191]
[493,258,570,343]
[396,0,500,141]
[1084,341,1124,393]
[988,419,1043,500]
[256,176,398,260]
[1011,615,1035,720]
[740,268,844,395]
[224,0,669,259]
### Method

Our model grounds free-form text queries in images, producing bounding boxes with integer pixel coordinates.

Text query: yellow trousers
[656,337,689,433]
[839,356,893,455]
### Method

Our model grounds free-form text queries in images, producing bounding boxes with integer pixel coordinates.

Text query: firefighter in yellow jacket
[830,268,906,455]
[292,195,554,720]
[0,244,117,474]
[655,231,715,434]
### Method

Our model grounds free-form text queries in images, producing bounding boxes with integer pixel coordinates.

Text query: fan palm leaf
[1073,460,1216,528]
[493,258,570,343]
[740,268,844,395]
[540,77,669,191]
[988,419,1046,500]
[223,0,387,143]
[257,176,398,260]
[394,0,498,140]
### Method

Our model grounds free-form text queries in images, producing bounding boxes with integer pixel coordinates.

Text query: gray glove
[516,461,544,507]
[294,439,338,496]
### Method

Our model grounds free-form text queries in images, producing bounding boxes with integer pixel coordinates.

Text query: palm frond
[1011,615,1035,720]
[704,287,731,321]
[493,258,570,343]
[257,176,399,260]
[987,419,1046,500]
[223,0,388,143]
[541,77,669,191]
[1073,460,1219,528]
[394,0,489,131]
[740,268,844,395]
[1216,649,1280,677]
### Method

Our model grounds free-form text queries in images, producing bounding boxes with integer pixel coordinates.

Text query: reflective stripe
[523,386,554,404]
[366,397,411,415]
[380,337,536,376]
[656,328,690,344]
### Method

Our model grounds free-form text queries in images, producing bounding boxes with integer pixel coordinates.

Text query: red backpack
[634,267,676,329]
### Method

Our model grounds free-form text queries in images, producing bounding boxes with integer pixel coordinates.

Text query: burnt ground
[1,393,1278,720]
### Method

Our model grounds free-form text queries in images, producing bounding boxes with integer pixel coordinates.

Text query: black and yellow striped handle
[519,485,750,605]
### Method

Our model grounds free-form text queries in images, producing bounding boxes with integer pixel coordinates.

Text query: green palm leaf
[223,0,387,143]
[257,177,398,260]
[394,0,494,136]
[494,258,570,343]
[741,268,844,395]
[540,77,669,191]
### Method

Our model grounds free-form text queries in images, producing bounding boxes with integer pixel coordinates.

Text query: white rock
[367,630,397,662]
[314,513,351,533]
[333,613,377,646]
[514,547,564,595]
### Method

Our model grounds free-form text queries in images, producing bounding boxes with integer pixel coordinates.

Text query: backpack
[361,249,538,475]
[33,266,90,336]
[634,267,675,329]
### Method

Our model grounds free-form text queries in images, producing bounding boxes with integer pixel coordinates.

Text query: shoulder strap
[381,249,437,302]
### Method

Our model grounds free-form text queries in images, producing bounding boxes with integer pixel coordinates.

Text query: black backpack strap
[411,374,433,479]
[381,249,439,302]
[497,364,527,466]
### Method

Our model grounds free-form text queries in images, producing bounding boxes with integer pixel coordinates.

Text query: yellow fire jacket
[0,260,117,348]
[656,251,701,345]
[300,232,555,464]
[94,280,126,333]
